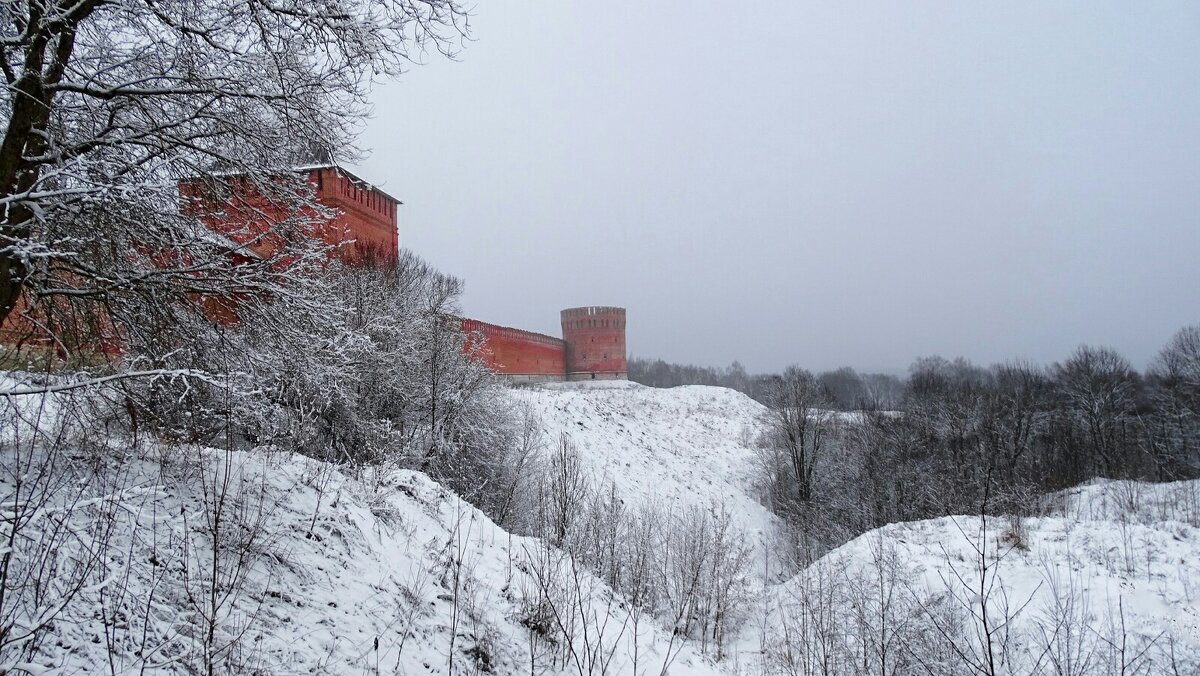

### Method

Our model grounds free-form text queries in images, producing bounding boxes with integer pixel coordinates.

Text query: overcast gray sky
[354,1,1200,374]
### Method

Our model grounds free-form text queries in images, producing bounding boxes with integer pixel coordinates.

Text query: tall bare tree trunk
[0,4,84,325]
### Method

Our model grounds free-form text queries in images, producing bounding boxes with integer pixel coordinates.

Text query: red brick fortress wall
[178,165,400,266]
[560,306,627,380]
[309,167,399,263]
[461,318,567,382]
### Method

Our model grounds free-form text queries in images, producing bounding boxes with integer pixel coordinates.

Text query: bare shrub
[517,543,632,676]
[766,556,848,675]
[0,387,134,670]
[1033,563,1098,676]
[179,447,281,674]
[999,515,1030,552]
[535,435,590,548]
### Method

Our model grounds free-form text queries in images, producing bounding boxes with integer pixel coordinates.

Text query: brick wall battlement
[461,318,567,377]
[461,319,566,351]
[461,307,627,381]
[560,306,627,378]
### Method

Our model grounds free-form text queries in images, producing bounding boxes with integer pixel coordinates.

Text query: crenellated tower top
[560,306,627,380]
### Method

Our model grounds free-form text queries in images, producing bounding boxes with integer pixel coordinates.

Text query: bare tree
[537,434,589,548]
[819,366,867,411]
[764,367,832,508]
[0,0,467,380]
[490,402,544,530]
[982,361,1050,486]
[1053,346,1139,477]
[1147,326,1200,476]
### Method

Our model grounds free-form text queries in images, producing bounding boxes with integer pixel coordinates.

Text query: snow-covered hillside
[511,382,776,546]
[0,374,736,674]
[3,442,731,674]
[762,479,1200,674]
[9,377,1200,674]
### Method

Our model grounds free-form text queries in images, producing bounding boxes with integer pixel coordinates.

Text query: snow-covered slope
[13,375,1200,674]
[511,381,775,545]
[2,442,730,674]
[3,377,777,674]
[763,479,1200,674]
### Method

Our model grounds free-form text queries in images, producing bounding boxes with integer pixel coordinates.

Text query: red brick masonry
[462,306,627,381]
[2,161,626,381]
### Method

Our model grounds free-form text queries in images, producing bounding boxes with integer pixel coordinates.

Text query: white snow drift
[6,378,1200,674]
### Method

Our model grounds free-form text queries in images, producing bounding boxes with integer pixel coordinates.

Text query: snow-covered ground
[763,479,1200,673]
[7,377,1200,674]
[0,375,742,674]
[513,383,1200,672]
[511,381,777,547]
[1,442,731,674]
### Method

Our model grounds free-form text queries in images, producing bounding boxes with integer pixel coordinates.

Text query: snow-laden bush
[510,433,756,664]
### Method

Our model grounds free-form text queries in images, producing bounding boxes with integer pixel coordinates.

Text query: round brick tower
[560,306,627,381]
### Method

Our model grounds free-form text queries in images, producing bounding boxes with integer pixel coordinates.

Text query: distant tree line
[759,328,1200,565]
[628,357,757,395]
[634,329,1200,566]
[628,356,904,409]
